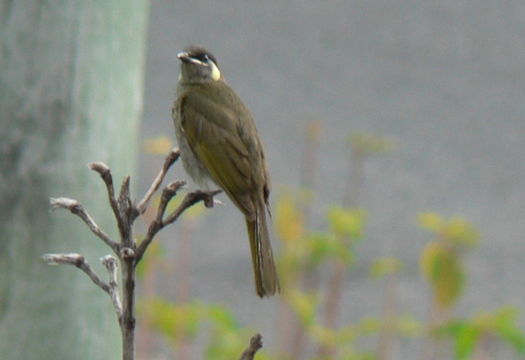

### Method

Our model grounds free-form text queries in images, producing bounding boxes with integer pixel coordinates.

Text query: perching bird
[172,45,279,297]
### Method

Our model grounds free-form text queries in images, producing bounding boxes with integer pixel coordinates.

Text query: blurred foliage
[418,212,479,247]
[369,257,403,279]
[327,206,366,241]
[352,314,423,338]
[276,193,365,269]
[418,213,479,309]
[136,133,525,360]
[275,190,376,359]
[139,298,271,360]
[276,193,306,244]
[435,306,525,359]
[286,289,319,327]
[275,193,365,295]
[136,241,165,279]
[139,298,204,343]
[347,132,395,157]
[144,136,174,155]
[420,241,465,308]
[305,313,422,360]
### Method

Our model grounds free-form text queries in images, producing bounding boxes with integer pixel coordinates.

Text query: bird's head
[177,45,222,84]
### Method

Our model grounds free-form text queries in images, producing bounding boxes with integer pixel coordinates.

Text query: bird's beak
[177,51,204,65]
[177,51,191,62]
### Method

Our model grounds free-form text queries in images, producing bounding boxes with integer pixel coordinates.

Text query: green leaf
[455,325,480,360]
[306,232,335,264]
[418,212,479,248]
[434,320,467,337]
[498,326,525,354]
[327,206,366,240]
[307,232,355,265]
[286,290,318,326]
[437,307,525,358]
[207,305,239,331]
[491,307,525,354]
[443,218,479,247]
[420,242,464,308]
[417,212,444,232]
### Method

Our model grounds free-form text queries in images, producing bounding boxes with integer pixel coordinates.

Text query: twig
[118,176,134,246]
[164,190,221,225]
[239,334,263,360]
[133,181,185,264]
[49,198,119,254]
[155,181,187,223]
[134,188,221,264]
[101,255,123,319]
[43,253,110,293]
[89,162,127,239]
[136,148,180,215]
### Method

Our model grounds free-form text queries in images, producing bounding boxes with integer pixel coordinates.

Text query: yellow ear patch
[210,62,221,81]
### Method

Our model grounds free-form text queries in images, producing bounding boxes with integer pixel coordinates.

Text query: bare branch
[49,157,224,360]
[43,253,110,293]
[133,181,186,264]
[119,176,132,207]
[49,198,119,253]
[49,197,79,209]
[134,189,221,264]
[136,148,181,215]
[101,255,123,319]
[89,162,127,240]
[118,176,134,246]
[42,252,84,266]
[155,181,186,223]
[89,161,119,214]
[163,190,221,226]
[239,334,263,360]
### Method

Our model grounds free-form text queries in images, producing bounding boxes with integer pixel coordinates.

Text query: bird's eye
[193,54,208,63]
[190,53,213,65]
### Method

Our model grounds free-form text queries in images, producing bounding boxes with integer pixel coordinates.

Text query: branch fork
[44,148,222,360]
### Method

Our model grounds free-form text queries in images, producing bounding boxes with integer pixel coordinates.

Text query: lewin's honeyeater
[172,45,279,297]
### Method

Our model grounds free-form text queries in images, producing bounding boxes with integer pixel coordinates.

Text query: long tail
[246,205,280,297]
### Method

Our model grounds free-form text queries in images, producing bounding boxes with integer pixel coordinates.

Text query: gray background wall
[139,0,525,357]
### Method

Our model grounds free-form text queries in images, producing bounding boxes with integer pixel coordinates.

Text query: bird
[172,45,279,297]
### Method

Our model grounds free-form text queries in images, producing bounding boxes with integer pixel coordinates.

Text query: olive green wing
[179,91,256,215]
